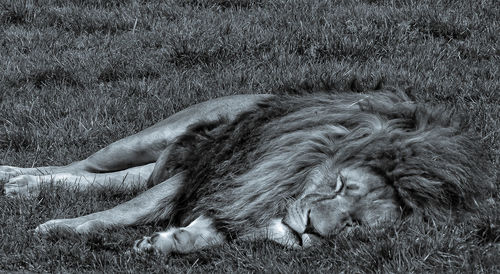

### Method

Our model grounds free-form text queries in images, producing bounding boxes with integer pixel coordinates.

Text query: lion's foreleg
[133,215,225,254]
[35,172,185,234]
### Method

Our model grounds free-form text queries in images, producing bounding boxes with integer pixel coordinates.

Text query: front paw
[133,234,167,254]
[4,175,40,197]
[134,229,192,254]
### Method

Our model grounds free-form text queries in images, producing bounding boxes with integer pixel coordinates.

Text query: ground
[0,0,499,272]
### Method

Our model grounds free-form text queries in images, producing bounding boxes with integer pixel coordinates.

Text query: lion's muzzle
[279,218,322,248]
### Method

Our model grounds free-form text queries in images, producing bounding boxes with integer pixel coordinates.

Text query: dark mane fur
[144,90,493,235]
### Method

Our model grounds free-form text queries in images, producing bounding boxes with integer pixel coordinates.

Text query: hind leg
[1,95,270,187]
[4,163,155,197]
[0,165,79,181]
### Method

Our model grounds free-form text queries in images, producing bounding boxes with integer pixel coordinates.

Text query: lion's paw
[35,219,78,235]
[0,165,22,182]
[134,229,191,254]
[4,175,41,197]
[35,218,107,235]
[133,234,164,254]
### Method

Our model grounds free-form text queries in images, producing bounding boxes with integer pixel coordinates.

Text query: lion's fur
[144,89,493,236]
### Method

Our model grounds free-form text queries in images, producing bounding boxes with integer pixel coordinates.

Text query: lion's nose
[303,210,321,236]
[343,215,355,227]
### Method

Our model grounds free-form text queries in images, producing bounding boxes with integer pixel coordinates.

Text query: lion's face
[283,164,400,242]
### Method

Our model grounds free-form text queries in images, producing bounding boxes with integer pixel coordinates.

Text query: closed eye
[334,174,345,193]
[335,174,360,194]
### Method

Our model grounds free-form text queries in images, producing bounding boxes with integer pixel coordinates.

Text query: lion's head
[148,90,493,246]
[283,165,400,240]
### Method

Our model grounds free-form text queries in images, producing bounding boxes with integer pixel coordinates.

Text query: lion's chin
[300,233,322,248]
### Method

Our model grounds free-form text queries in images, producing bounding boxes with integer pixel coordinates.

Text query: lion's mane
[147,90,493,235]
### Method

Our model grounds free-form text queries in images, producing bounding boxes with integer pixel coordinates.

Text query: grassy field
[1,0,499,272]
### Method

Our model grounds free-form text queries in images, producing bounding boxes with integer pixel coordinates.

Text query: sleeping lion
[0,89,492,254]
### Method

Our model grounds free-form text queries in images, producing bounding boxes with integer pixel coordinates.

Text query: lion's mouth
[280,220,303,245]
[281,220,322,248]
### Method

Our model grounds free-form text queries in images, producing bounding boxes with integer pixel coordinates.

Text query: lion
[0,89,492,254]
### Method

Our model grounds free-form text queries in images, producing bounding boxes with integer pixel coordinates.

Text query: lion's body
[1,90,493,254]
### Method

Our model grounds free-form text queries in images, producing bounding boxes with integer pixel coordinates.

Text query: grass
[0,0,499,272]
